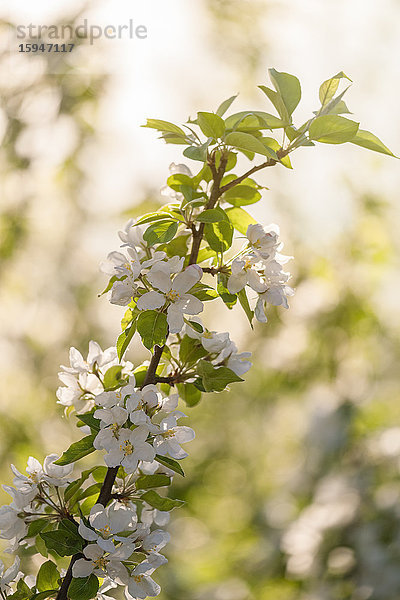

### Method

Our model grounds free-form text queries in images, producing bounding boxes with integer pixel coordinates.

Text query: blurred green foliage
[1,4,400,600]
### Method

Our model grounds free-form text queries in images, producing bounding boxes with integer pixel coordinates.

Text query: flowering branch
[0,68,394,600]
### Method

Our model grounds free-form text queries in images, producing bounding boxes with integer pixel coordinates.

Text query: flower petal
[136,291,165,311]
[172,265,202,294]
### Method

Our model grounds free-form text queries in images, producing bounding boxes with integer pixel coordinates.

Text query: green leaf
[196,209,226,223]
[137,310,168,350]
[179,334,207,364]
[197,111,225,139]
[68,575,99,600]
[225,110,284,131]
[183,141,209,162]
[144,220,178,246]
[319,71,351,107]
[190,283,219,302]
[258,86,290,124]
[27,519,48,538]
[185,319,204,333]
[326,99,351,115]
[204,220,233,253]
[117,322,136,361]
[238,288,254,327]
[155,454,185,476]
[176,382,202,407]
[142,119,186,137]
[64,466,104,504]
[268,68,301,118]
[99,275,119,296]
[35,533,48,558]
[216,94,238,117]
[36,561,60,592]
[121,307,134,331]
[197,360,243,392]
[225,207,256,235]
[225,131,277,159]
[217,274,237,309]
[159,233,190,258]
[40,529,83,557]
[167,173,194,190]
[135,474,171,489]
[8,579,32,600]
[309,115,359,144]
[31,592,59,600]
[77,482,102,501]
[141,490,185,511]
[76,412,101,433]
[223,184,261,207]
[135,212,172,226]
[54,434,96,466]
[103,365,125,390]
[350,129,396,157]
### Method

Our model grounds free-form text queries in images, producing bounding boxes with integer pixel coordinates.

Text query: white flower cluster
[0,370,195,598]
[56,341,133,413]
[101,221,204,334]
[74,501,170,599]
[183,318,252,377]
[0,556,21,595]
[92,377,195,468]
[0,455,73,551]
[227,223,294,322]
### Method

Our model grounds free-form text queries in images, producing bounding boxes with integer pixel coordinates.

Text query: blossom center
[202,332,213,339]
[162,429,176,439]
[111,423,121,437]
[133,574,144,583]
[244,258,253,270]
[93,556,108,569]
[120,440,134,455]
[166,289,180,302]
[99,524,112,536]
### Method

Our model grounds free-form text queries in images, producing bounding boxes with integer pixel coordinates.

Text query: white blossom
[125,385,160,427]
[118,219,147,253]
[0,556,21,593]
[103,425,156,472]
[246,223,281,260]
[142,529,170,554]
[72,543,131,583]
[227,255,265,294]
[153,412,195,460]
[125,562,161,599]
[137,264,203,333]
[79,502,137,553]
[95,379,136,409]
[0,506,27,542]
[43,454,73,487]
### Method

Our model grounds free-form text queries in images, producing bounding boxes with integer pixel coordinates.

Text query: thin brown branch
[188,153,228,265]
[219,148,288,195]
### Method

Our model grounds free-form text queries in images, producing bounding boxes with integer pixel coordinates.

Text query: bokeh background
[1,1,400,599]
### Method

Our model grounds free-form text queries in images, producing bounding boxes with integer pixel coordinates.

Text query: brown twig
[188,153,228,265]
[218,148,288,195]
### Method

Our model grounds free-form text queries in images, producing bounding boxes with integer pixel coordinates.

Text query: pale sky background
[3,0,399,247]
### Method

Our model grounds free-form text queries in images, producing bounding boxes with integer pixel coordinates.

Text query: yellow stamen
[162,429,176,439]
[120,440,134,455]
[93,556,108,569]
[166,289,180,302]
[99,524,112,536]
